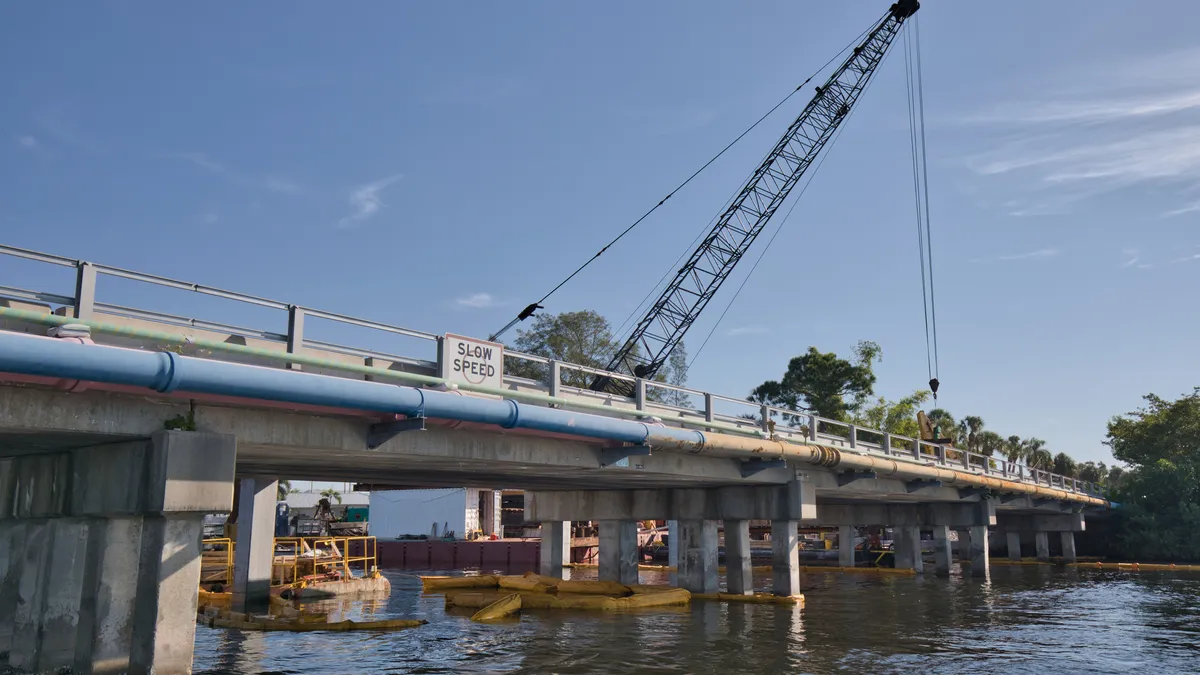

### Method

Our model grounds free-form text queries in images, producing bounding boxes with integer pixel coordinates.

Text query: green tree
[508,309,689,403]
[509,310,620,387]
[854,390,930,439]
[978,430,1004,457]
[1077,461,1107,485]
[1103,389,1200,561]
[1052,452,1078,477]
[957,415,985,454]
[749,340,880,422]
[320,488,343,505]
[1004,435,1025,465]
[277,480,296,501]
[1024,438,1051,470]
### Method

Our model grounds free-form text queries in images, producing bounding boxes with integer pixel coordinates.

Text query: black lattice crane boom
[593,0,919,395]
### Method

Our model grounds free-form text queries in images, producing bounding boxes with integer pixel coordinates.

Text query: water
[194,566,1200,674]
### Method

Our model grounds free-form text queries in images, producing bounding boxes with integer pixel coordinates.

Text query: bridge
[0,244,1108,674]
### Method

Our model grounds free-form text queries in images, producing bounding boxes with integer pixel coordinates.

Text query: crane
[591,0,920,396]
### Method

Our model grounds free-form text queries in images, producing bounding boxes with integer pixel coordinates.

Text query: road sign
[440,333,504,389]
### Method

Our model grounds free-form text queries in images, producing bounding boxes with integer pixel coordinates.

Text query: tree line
[745,339,1098,478]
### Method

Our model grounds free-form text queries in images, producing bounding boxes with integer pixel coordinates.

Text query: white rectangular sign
[441,333,504,390]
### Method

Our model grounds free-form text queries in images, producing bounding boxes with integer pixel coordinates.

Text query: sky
[2,1,1199,466]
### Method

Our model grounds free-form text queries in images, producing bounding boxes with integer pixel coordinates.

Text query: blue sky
[3,1,1198,466]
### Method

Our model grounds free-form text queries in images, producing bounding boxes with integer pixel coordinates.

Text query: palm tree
[320,488,343,505]
[1003,435,1025,465]
[959,416,985,454]
[979,430,1003,457]
[1023,438,1051,470]
[277,480,292,501]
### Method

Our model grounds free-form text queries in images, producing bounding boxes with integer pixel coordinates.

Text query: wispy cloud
[33,109,102,152]
[998,247,1059,261]
[336,174,403,229]
[959,47,1200,215]
[1163,200,1200,218]
[1119,248,1153,269]
[725,324,769,337]
[165,151,301,195]
[14,134,38,149]
[455,292,500,309]
[1171,252,1200,264]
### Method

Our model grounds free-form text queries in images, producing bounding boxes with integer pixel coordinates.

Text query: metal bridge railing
[0,243,1101,498]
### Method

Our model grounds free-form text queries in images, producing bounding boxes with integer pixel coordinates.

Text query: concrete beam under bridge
[799,501,997,529]
[524,479,817,523]
[996,513,1085,533]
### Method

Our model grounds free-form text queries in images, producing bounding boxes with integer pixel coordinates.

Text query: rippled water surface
[194,566,1200,674]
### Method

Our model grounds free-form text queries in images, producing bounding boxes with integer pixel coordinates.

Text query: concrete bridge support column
[599,520,639,586]
[956,529,971,561]
[970,525,990,577]
[677,520,718,594]
[539,521,570,580]
[1060,531,1077,564]
[932,525,953,575]
[233,477,278,614]
[1007,531,1022,561]
[667,520,679,586]
[772,520,801,597]
[1035,531,1051,563]
[0,431,235,675]
[893,526,924,573]
[724,519,753,595]
[838,525,856,568]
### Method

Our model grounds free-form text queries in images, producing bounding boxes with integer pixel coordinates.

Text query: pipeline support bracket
[957,487,989,501]
[905,479,943,493]
[837,470,878,486]
[599,444,651,468]
[367,416,426,449]
[740,458,788,478]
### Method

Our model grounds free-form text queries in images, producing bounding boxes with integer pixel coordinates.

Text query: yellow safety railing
[200,538,234,587]
[200,536,378,589]
[270,536,378,587]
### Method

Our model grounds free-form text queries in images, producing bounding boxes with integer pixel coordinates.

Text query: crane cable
[904,15,941,401]
[487,11,889,343]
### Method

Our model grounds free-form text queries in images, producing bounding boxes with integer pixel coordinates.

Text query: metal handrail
[0,243,1101,497]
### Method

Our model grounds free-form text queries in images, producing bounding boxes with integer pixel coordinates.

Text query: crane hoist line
[591,0,920,395]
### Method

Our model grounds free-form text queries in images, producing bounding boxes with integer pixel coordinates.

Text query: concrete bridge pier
[724,519,753,595]
[677,520,719,594]
[1034,531,1051,563]
[232,477,279,613]
[892,526,924,573]
[932,525,953,575]
[599,520,639,585]
[996,513,1085,567]
[1060,532,1077,563]
[838,525,856,567]
[539,521,571,580]
[771,519,802,597]
[523,476,816,597]
[0,430,235,675]
[956,529,971,561]
[1006,531,1023,561]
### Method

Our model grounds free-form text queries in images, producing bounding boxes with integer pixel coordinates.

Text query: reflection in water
[193,567,1200,674]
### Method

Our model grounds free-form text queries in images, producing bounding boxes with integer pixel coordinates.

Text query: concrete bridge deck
[0,243,1109,674]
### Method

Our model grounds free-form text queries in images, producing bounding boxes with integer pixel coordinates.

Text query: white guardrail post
[548,360,561,399]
